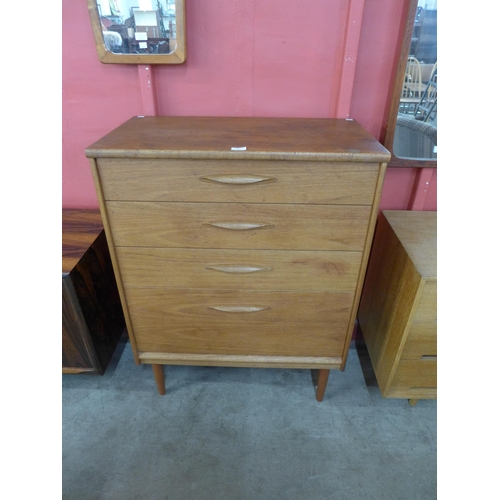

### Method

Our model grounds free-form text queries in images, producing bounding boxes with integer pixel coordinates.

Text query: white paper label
[231,147,247,151]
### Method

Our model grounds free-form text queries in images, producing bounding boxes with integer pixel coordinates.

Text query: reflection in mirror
[393,0,437,161]
[87,0,186,64]
[98,0,176,54]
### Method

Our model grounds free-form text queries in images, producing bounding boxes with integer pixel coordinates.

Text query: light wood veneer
[86,116,390,400]
[358,210,437,403]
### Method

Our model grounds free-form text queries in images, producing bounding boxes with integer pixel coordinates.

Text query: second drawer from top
[106,201,372,251]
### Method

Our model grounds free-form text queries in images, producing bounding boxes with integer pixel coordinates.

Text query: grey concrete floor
[62,335,437,500]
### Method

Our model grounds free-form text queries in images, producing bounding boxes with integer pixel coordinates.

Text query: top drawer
[96,158,380,205]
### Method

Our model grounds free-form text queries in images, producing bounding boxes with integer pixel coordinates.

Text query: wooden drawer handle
[200,174,277,185]
[203,222,274,230]
[208,305,271,313]
[205,265,272,273]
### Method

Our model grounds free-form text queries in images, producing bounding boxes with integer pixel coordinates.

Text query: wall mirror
[87,0,186,64]
[384,0,437,167]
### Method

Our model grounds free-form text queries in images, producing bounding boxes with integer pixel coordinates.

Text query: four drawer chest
[86,116,391,400]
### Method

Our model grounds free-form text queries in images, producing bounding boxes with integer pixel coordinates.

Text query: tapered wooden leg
[408,398,418,406]
[315,369,330,402]
[152,364,165,395]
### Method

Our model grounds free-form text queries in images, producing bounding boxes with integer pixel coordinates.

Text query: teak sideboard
[86,116,390,400]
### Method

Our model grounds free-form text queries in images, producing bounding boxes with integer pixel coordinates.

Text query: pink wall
[154,0,350,118]
[62,0,437,210]
[349,0,436,211]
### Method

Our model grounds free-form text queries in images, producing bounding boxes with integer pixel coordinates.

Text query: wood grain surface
[115,247,363,291]
[357,210,437,400]
[107,201,371,251]
[62,210,126,374]
[87,117,390,398]
[62,209,103,274]
[86,116,391,162]
[126,289,354,357]
[97,158,379,205]
[383,210,437,278]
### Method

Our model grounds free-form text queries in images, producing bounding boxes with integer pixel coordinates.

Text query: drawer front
[97,158,380,205]
[116,247,363,291]
[412,281,437,324]
[401,324,437,360]
[400,281,437,360]
[126,289,353,357]
[107,201,371,251]
[391,358,437,391]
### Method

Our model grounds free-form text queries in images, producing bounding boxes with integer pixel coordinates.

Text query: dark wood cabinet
[62,210,126,374]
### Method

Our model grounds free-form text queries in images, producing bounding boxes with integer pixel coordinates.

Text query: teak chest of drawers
[358,210,437,404]
[86,116,390,400]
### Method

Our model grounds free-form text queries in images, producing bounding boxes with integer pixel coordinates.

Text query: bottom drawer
[126,288,354,357]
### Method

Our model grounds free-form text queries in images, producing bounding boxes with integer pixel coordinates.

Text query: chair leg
[152,364,165,395]
[315,369,330,402]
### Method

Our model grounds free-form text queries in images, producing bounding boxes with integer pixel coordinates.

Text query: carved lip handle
[208,305,271,313]
[203,222,274,230]
[200,174,277,185]
[205,265,272,273]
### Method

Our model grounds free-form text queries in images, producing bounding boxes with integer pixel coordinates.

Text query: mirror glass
[393,0,437,161]
[87,0,185,64]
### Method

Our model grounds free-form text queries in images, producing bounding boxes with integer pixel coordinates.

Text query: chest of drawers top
[85,116,391,163]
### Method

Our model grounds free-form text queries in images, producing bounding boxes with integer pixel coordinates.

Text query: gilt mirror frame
[384,0,437,168]
[87,0,186,64]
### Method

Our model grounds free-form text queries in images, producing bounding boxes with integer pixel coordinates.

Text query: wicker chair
[393,114,437,159]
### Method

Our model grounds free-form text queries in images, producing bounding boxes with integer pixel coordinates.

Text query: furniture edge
[88,158,141,365]
[85,148,391,164]
[139,352,343,369]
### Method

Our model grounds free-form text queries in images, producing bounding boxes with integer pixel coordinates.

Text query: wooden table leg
[152,364,165,395]
[315,369,330,402]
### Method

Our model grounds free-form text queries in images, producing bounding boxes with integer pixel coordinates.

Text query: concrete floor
[62,335,437,500]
